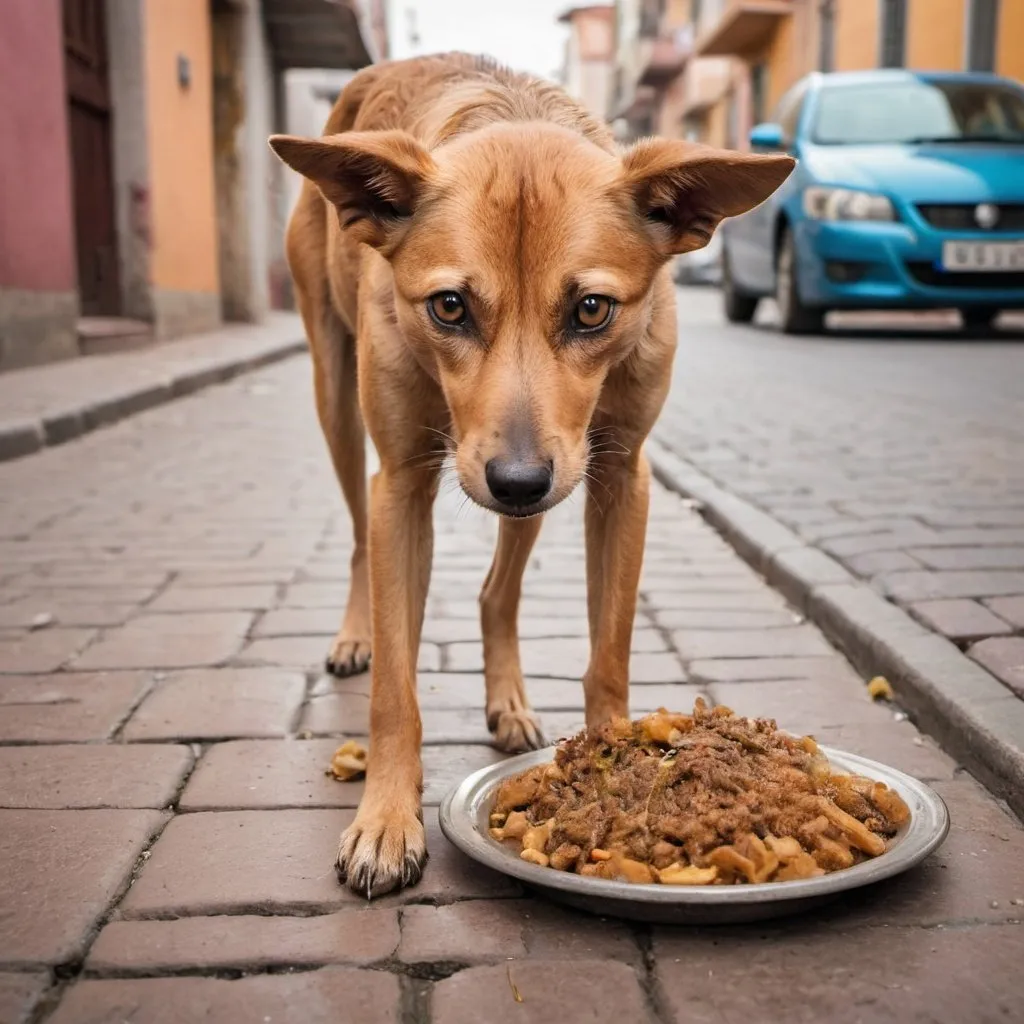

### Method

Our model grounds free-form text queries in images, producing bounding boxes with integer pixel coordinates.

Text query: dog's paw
[488,705,545,753]
[325,633,371,677]
[336,806,427,898]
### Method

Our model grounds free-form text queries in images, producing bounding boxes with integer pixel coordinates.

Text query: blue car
[719,70,1024,333]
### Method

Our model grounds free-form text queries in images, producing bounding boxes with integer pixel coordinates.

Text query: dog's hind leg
[290,217,371,676]
[480,515,545,752]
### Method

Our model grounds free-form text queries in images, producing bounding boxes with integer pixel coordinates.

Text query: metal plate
[439,745,950,924]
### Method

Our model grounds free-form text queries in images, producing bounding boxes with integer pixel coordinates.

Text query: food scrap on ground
[326,739,368,781]
[867,676,895,702]
[490,699,910,886]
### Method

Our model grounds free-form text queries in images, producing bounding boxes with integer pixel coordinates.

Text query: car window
[812,78,1024,144]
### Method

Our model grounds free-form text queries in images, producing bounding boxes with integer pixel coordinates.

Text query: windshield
[812,78,1024,145]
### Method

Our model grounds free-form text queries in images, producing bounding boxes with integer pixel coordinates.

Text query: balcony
[261,0,373,69]
[696,0,791,57]
[638,28,692,88]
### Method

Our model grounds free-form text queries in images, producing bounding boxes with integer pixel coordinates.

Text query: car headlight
[803,187,895,222]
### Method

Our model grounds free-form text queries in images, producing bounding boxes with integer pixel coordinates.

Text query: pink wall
[0,0,76,292]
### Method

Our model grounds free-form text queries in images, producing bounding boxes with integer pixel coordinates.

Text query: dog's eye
[573,295,614,332]
[428,291,468,327]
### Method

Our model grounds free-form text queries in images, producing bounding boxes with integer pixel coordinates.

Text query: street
[1,325,1023,1021]
[657,289,1024,692]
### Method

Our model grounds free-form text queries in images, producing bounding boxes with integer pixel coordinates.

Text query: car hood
[802,143,1024,203]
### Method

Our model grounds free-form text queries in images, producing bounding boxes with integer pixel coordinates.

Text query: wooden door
[63,0,120,316]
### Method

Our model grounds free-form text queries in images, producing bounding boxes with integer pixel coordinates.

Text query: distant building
[0,0,381,372]
[558,5,616,119]
[609,0,1024,150]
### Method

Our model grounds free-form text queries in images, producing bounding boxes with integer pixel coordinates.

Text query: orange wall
[834,0,878,71]
[908,0,966,70]
[144,0,219,295]
[998,0,1024,82]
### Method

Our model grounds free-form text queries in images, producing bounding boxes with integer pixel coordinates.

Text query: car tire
[960,307,1000,332]
[722,252,759,324]
[776,228,825,335]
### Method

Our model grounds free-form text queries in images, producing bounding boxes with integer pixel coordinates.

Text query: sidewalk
[1,356,1023,1023]
[652,288,1024,820]
[0,313,304,463]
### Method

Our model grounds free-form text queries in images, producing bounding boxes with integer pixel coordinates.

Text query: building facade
[609,0,1024,151]
[558,5,617,120]
[0,0,378,372]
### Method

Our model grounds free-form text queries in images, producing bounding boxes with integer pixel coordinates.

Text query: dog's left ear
[269,130,436,249]
[620,139,795,255]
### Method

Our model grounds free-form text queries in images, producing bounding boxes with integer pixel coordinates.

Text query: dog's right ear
[269,130,436,249]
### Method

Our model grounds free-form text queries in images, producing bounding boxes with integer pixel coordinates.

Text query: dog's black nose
[485,458,552,509]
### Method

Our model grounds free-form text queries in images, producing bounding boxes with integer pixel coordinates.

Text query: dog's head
[271,123,792,517]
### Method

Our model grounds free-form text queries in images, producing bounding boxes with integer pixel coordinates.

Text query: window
[819,0,835,72]
[878,0,907,68]
[751,63,769,125]
[967,0,999,72]
[812,78,1024,145]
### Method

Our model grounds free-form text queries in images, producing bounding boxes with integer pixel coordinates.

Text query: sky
[386,0,574,82]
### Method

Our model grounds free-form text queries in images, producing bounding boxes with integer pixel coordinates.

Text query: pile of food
[489,700,910,886]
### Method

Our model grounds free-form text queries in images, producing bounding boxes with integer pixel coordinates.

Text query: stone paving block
[399,900,527,964]
[909,598,1014,642]
[908,545,1024,571]
[73,612,254,670]
[179,739,504,809]
[238,636,440,672]
[649,608,798,630]
[122,810,519,917]
[431,961,653,1024]
[444,633,668,676]
[653,922,1024,1024]
[0,671,150,742]
[984,595,1024,628]
[254,607,343,637]
[812,721,958,781]
[0,744,192,809]
[711,679,890,734]
[519,900,642,963]
[0,600,135,629]
[0,808,166,966]
[147,583,277,613]
[881,570,1024,602]
[86,909,400,973]
[687,656,862,685]
[49,968,401,1024]
[968,637,1024,698]
[672,625,834,660]
[0,973,48,1024]
[844,550,923,576]
[0,628,97,674]
[646,590,788,614]
[300,689,370,736]
[123,667,305,741]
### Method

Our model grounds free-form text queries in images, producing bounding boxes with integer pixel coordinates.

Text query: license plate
[941,241,1024,271]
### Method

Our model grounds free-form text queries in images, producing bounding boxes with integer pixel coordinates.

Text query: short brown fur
[270,53,793,896]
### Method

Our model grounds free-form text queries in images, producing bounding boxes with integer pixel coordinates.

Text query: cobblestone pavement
[1,357,1022,1023]
[655,289,1024,705]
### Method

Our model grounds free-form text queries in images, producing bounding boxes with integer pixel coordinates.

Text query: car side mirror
[749,122,785,150]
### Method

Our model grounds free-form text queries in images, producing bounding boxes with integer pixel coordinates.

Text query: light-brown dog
[270,53,793,896]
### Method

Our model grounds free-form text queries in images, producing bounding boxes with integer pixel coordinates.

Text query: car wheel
[960,307,1000,332]
[776,228,825,335]
[722,252,759,324]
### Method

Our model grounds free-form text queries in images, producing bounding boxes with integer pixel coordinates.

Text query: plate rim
[438,743,950,907]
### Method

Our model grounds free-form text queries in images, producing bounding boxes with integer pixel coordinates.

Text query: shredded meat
[490,700,910,886]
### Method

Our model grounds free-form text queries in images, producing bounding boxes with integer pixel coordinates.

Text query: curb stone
[646,436,1024,820]
[0,338,305,466]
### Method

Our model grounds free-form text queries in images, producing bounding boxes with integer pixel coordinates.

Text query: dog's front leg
[336,464,436,897]
[583,451,651,726]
